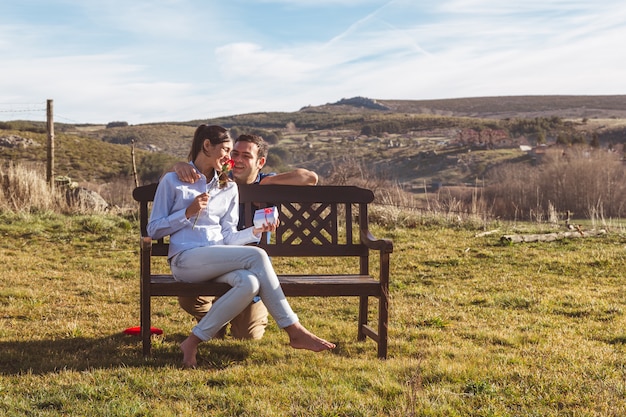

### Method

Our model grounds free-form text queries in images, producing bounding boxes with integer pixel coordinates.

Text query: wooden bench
[133,183,393,358]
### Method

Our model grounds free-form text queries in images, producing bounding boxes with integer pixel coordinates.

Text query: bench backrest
[133,183,376,271]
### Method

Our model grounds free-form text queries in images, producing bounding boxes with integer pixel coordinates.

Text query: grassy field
[1,212,625,416]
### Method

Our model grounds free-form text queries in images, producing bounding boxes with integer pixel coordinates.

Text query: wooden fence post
[131,139,139,187]
[46,99,55,188]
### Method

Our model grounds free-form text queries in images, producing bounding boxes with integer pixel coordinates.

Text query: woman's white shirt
[147,167,260,259]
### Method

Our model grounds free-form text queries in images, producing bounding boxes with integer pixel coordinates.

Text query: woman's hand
[252,219,279,238]
[185,192,209,219]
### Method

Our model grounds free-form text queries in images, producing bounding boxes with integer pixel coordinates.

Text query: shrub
[106,121,129,128]
[485,146,626,220]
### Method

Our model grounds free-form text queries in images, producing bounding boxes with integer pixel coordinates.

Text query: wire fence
[0,102,47,121]
[0,101,78,124]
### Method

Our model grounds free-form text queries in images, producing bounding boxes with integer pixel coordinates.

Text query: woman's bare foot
[284,322,335,352]
[180,334,202,368]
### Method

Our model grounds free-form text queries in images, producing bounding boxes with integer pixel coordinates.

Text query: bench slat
[149,274,382,297]
[146,242,370,257]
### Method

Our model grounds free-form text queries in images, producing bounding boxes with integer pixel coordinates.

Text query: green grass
[1,212,625,416]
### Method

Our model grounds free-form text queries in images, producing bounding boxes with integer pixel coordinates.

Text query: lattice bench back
[238,184,374,263]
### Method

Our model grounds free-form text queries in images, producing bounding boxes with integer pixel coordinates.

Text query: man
[173,133,318,339]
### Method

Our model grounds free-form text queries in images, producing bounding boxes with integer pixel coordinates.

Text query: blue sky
[1,0,625,124]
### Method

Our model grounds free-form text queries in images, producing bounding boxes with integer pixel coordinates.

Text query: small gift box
[254,206,279,228]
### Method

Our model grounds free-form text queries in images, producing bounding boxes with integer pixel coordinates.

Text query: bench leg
[140,287,151,357]
[358,296,368,341]
[378,290,389,359]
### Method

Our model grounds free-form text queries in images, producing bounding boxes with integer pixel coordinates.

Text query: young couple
[147,125,333,368]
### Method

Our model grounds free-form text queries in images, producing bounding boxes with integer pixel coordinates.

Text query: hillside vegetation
[1,95,625,219]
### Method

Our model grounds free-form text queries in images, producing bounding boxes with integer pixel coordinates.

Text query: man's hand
[252,219,279,238]
[175,162,201,184]
[258,168,318,186]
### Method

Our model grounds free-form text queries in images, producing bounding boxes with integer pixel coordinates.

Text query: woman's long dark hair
[187,124,231,162]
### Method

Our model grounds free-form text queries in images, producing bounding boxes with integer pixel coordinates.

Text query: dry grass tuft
[0,162,66,212]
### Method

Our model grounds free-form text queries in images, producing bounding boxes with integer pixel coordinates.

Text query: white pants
[170,245,298,341]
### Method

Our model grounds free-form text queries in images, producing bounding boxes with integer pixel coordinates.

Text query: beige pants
[178,295,268,340]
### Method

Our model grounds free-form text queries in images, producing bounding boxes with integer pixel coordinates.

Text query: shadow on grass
[0,332,253,375]
[607,335,626,345]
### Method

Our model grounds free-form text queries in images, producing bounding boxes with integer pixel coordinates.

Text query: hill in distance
[314,95,626,119]
[1,95,625,191]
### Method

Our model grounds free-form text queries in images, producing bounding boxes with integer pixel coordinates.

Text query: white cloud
[53,0,204,39]
[0,53,201,123]
[254,0,389,6]
[1,0,626,123]
[215,43,317,81]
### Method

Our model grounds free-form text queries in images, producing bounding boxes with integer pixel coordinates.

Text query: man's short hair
[235,134,269,160]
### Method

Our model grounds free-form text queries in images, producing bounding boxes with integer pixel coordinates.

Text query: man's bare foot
[180,334,201,368]
[285,322,335,352]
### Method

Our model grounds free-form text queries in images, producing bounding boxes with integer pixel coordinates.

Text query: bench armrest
[361,229,393,253]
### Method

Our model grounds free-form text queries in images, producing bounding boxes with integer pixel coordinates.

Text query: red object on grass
[123,326,163,335]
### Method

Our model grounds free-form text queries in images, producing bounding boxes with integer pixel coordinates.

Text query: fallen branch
[500,229,607,244]
[475,229,500,238]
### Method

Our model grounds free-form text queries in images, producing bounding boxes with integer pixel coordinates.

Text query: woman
[147,124,334,368]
